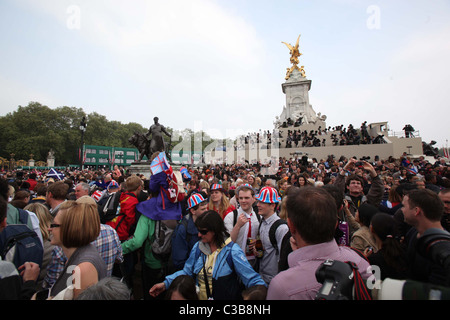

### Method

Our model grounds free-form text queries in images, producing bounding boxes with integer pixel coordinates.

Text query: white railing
[389,130,420,138]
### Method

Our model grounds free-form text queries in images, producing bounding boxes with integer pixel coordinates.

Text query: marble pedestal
[128,162,182,179]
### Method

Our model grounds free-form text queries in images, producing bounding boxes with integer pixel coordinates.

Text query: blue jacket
[164,238,266,300]
[171,214,200,271]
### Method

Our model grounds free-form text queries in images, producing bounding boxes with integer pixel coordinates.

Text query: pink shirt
[267,240,372,300]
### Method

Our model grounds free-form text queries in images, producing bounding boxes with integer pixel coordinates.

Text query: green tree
[0,102,215,166]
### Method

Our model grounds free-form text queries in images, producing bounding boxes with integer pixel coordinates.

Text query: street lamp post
[79,116,87,170]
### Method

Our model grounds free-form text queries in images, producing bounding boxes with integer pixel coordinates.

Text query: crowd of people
[238,121,390,150]
[0,151,449,301]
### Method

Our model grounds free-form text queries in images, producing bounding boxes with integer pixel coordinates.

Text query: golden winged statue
[282,34,306,80]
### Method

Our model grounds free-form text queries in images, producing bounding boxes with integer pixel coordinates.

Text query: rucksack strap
[232,209,238,226]
[178,216,191,244]
[17,209,29,225]
[256,218,287,256]
[197,241,235,300]
[340,245,370,263]
[269,219,287,255]
[232,209,261,226]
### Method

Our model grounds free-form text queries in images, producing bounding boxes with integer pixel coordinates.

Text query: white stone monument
[47,149,55,167]
[277,35,326,129]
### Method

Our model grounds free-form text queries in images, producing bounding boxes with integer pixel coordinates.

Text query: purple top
[267,240,372,300]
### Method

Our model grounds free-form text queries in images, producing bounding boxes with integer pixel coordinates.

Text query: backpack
[232,209,261,227]
[98,191,121,224]
[0,224,43,270]
[257,218,288,255]
[163,171,186,203]
[151,220,178,262]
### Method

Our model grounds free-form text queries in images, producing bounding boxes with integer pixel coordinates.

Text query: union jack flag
[150,151,171,175]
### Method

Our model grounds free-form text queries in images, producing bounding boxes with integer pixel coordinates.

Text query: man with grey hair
[74,182,90,199]
[76,277,130,300]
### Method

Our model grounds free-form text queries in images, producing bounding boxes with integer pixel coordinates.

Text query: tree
[0,102,212,166]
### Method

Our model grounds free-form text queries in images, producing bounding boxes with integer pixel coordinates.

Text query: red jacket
[106,192,139,241]
[26,179,37,191]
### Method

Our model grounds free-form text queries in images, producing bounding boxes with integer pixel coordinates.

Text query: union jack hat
[210,184,224,192]
[255,187,281,204]
[187,193,207,209]
[107,180,120,190]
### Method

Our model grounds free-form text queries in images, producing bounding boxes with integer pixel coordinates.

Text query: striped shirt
[43,224,123,288]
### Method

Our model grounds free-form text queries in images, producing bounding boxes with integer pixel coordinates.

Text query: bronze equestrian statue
[129,117,172,162]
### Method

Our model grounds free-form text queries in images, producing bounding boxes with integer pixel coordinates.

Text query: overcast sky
[1,0,449,148]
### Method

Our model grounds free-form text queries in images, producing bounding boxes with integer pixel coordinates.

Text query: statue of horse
[129,131,173,163]
[129,132,151,162]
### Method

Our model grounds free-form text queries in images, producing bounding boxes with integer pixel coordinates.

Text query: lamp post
[79,116,87,170]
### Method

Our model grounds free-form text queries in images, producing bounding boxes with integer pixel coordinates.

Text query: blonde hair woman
[24,203,55,289]
[208,184,235,219]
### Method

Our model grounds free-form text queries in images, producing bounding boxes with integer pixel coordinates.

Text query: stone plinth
[127,162,182,179]
[128,162,152,179]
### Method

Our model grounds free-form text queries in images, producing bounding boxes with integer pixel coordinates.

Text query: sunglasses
[198,229,209,235]
[50,223,61,228]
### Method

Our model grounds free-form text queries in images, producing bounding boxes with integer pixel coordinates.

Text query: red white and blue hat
[210,183,225,192]
[187,193,207,209]
[107,180,120,190]
[256,187,281,204]
[91,190,103,202]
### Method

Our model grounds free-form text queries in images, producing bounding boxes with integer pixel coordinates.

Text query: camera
[315,259,357,300]
[315,228,450,300]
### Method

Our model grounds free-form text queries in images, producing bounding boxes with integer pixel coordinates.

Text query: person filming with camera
[334,158,384,235]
